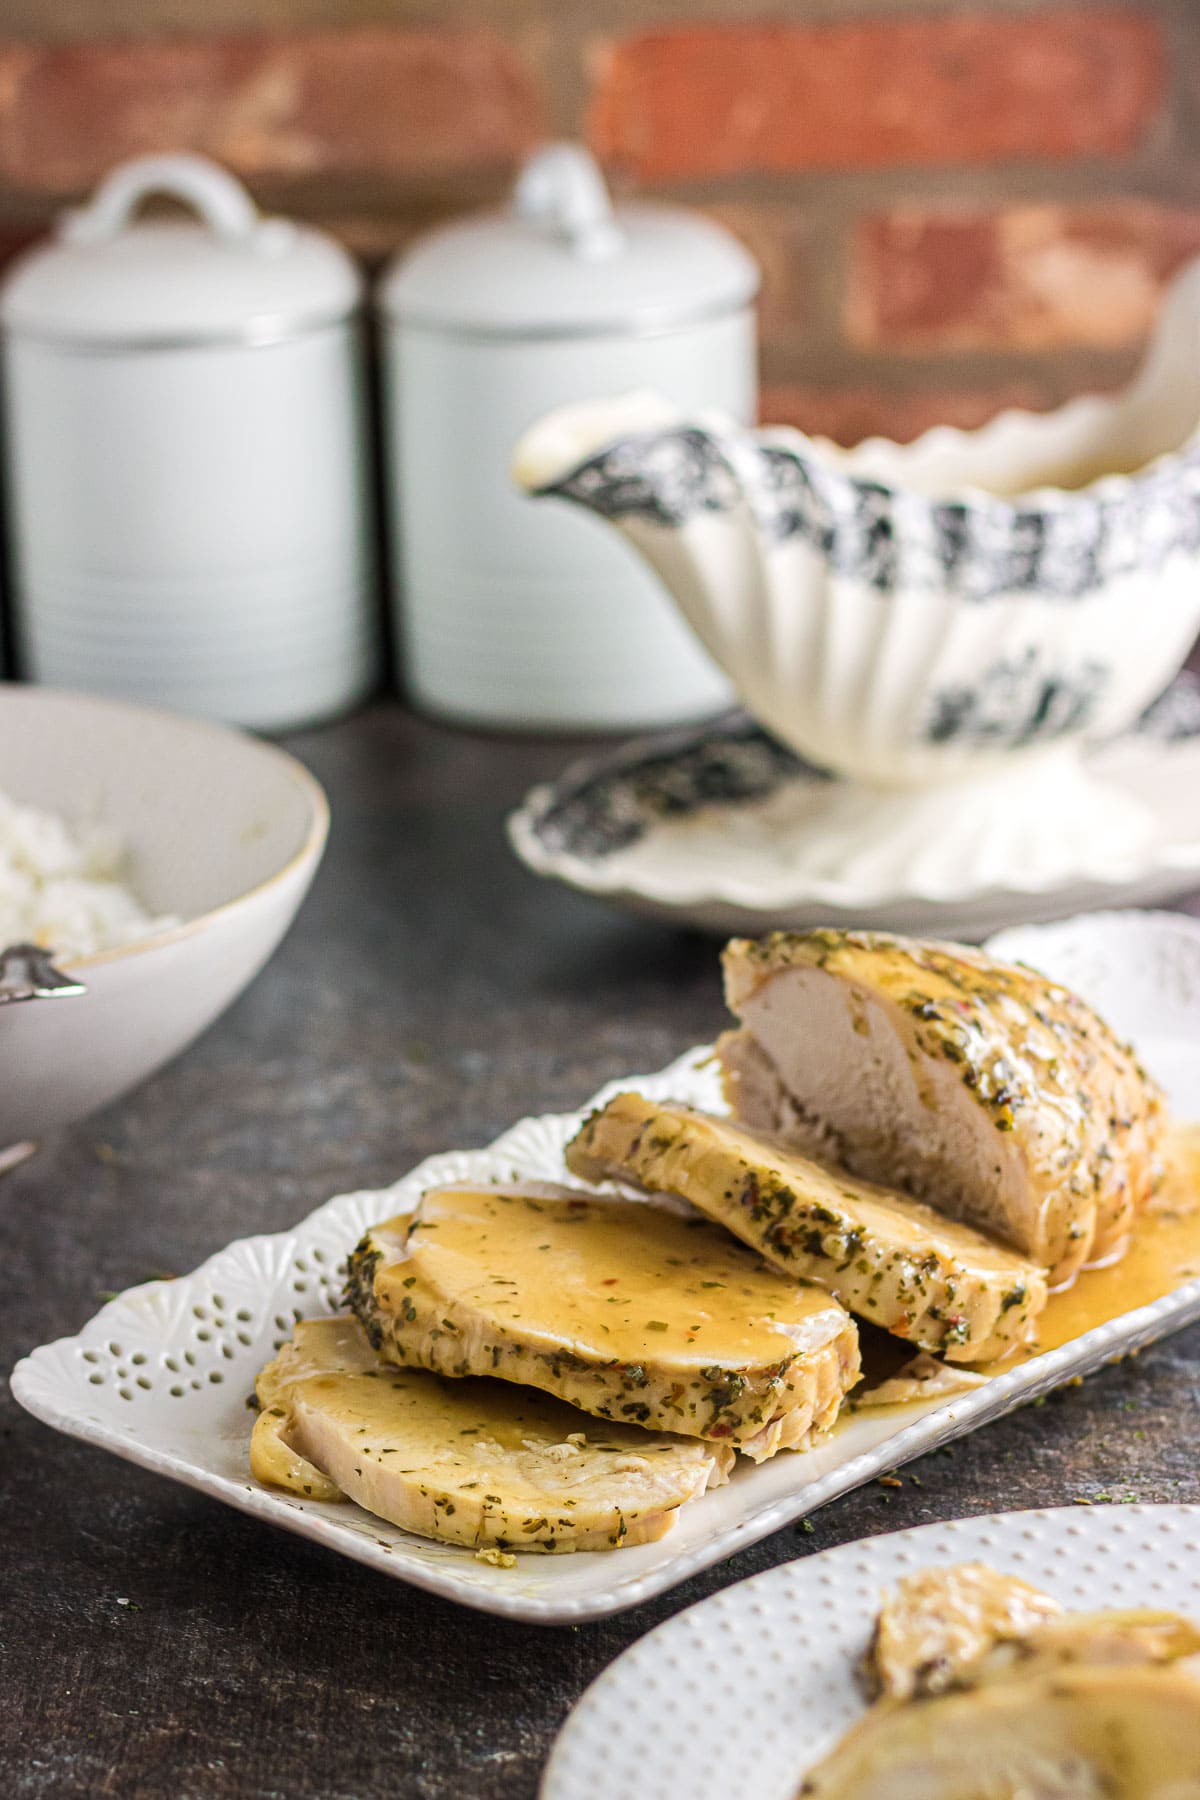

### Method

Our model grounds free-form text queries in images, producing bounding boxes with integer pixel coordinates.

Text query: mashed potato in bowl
[0,787,177,961]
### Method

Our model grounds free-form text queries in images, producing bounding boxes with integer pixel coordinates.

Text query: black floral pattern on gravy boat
[927,649,1110,748]
[526,672,1200,863]
[538,428,1200,604]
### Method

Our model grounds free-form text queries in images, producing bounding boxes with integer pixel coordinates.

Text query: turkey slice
[251,1316,733,1554]
[798,1665,1200,1799]
[346,1185,859,1462]
[566,1094,1046,1363]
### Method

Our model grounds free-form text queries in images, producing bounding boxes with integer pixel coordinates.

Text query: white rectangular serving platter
[12,910,1200,1623]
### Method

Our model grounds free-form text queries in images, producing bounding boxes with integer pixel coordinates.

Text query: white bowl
[0,686,328,1143]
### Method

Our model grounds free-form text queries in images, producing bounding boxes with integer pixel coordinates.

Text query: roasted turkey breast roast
[720,929,1164,1287]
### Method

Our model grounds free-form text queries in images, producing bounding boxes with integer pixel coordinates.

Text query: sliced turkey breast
[851,1351,989,1410]
[798,1665,1200,1799]
[867,1562,1062,1699]
[564,1094,1046,1362]
[346,1185,860,1461]
[721,929,1165,1287]
[968,1608,1200,1688]
[252,1316,733,1553]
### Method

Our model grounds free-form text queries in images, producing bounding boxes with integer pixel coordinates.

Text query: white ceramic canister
[378,144,758,731]
[0,155,376,732]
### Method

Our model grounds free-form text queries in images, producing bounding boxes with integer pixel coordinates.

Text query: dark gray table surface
[5,703,1200,1798]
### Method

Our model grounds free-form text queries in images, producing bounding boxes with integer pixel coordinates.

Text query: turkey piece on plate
[720,929,1165,1287]
[346,1185,860,1462]
[798,1665,1200,1799]
[251,1316,734,1554]
[866,1562,1062,1699]
[565,1096,1046,1363]
[804,1562,1200,1799]
[868,1561,1200,1702]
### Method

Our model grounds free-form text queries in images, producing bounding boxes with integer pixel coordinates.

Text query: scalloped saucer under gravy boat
[514,256,1200,877]
[507,673,1200,940]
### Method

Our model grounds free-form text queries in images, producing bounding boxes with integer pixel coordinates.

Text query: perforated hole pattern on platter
[73,1242,347,1404]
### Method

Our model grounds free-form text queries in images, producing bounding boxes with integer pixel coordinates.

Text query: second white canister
[378,144,759,731]
[0,155,377,732]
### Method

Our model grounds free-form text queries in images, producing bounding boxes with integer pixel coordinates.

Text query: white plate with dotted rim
[508,679,1200,940]
[11,911,1200,1623]
[541,1502,1200,1800]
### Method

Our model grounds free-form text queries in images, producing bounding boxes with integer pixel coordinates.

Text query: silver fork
[0,943,87,1004]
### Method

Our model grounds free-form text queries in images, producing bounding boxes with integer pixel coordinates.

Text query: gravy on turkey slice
[346,1185,860,1461]
[565,1096,1046,1363]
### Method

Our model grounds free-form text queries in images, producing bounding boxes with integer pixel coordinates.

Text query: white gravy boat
[514,257,1200,801]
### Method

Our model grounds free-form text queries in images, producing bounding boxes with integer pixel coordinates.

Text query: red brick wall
[0,0,1195,444]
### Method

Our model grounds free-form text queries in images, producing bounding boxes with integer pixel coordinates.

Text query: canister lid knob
[378,139,759,339]
[512,144,624,262]
[60,154,263,248]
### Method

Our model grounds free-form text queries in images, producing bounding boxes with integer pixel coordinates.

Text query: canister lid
[378,143,758,339]
[0,155,361,347]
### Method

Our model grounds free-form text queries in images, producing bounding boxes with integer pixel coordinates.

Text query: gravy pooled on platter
[994,1125,1200,1366]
